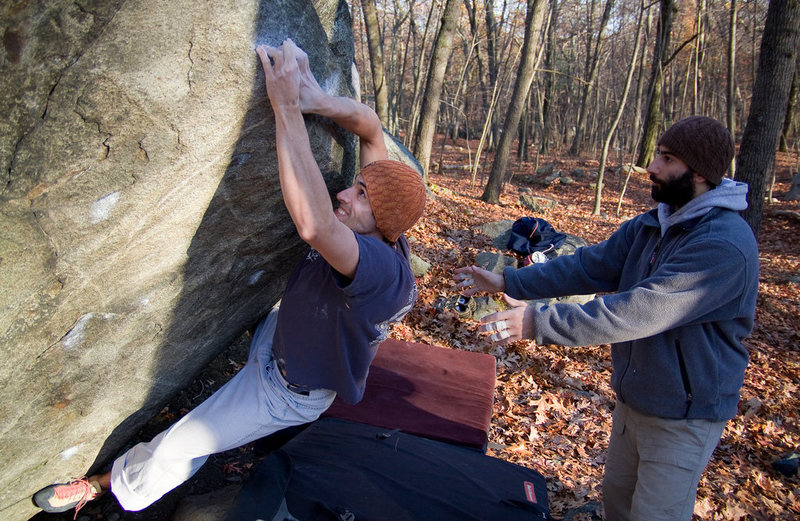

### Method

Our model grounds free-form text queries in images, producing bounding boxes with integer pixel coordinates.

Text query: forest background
[348,0,799,519]
[17,1,800,521]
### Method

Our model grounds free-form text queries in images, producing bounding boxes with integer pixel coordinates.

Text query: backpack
[507,217,567,257]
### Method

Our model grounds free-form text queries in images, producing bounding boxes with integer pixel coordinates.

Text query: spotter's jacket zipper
[676,340,694,417]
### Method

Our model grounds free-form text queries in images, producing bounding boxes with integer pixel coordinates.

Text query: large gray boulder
[0,1,358,519]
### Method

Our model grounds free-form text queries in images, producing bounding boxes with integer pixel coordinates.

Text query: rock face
[0,1,358,519]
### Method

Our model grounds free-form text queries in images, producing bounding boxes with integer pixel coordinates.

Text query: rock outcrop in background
[0,1,360,519]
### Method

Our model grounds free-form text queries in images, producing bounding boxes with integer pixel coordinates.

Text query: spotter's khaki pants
[602,401,727,521]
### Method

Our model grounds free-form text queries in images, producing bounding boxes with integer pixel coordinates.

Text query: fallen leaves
[395,138,800,520]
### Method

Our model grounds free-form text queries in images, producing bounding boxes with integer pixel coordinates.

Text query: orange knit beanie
[360,160,426,242]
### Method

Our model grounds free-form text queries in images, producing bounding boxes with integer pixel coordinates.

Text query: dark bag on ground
[508,217,567,257]
[226,418,551,521]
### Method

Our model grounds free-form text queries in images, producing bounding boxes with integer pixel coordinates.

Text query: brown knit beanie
[657,116,735,185]
[360,160,426,242]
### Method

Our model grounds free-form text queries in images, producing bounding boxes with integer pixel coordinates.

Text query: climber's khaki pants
[110,309,336,511]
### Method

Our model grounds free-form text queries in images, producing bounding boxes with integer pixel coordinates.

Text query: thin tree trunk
[471,77,503,187]
[636,0,675,168]
[631,6,653,153]
[539,0,560,155]
[406,2,437,148]
[594,1,645,215]
[412,0,462,181]
[737,0,800,234]
[438,34,476,169]
[519,6,552,162]
[481,0,549,203]
[471,42,522,187]
[692,0,707,115]
[484,0,500,149]
[681,42,692,116]
[518,91,530,161]
[780,54,799,152]
[569,0,615,156]
[386,2,414,134]
[485,0,499,86]
[727,0,738,177]
[394,14,414,134]
[361,0,389,125]
[464,0,490,116]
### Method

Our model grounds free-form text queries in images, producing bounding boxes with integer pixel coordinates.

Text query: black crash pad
[226,418,550,521]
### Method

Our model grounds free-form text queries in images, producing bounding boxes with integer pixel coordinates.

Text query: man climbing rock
[33,38,425,516]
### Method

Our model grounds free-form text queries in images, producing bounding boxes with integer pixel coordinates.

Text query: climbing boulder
[0,1,360,519]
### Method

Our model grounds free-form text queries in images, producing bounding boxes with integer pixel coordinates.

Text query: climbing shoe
[33,477,101,517]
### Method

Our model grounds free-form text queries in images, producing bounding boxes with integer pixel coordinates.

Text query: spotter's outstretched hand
[453,265,505,296]
[478,294,535,344]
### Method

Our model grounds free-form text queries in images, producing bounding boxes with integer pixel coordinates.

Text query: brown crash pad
[323,339,496,450]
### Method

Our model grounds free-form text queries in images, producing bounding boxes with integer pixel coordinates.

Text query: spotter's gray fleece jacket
[503,180,759,421]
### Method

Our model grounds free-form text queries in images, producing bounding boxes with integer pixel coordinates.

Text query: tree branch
[767,209,800,222]
[664,33,699,67]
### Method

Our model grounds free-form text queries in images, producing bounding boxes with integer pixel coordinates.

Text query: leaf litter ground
[33,141,800,521]
[401,141,799,520]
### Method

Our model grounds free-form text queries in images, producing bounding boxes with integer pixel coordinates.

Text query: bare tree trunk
[361,0,389,125]
[386,2,414,134]
[485,0,499,87]
[637,65,665,167]
[451,34,477,140]
[539,0,560,155]
[737,0,800,234]
[518,90,530,161]
[465,0,490,116]
[412,0,462,181]
[594,0,644,215]
[727,0,738,176]
[569,0,615,156]
[751,2,759,90]
[438,33,477,169]
[780,54,799,152]
[631,5,654,152]
[679,50,692,117]
[393,13,415,134]
[519,7,552,161]
[481,0,549,203]
[406,2,437,148]
[471,34,525,187]
[471,75,503,187]
[636,0,675,168]
[692,0,708,115]
[485,0,500,148]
